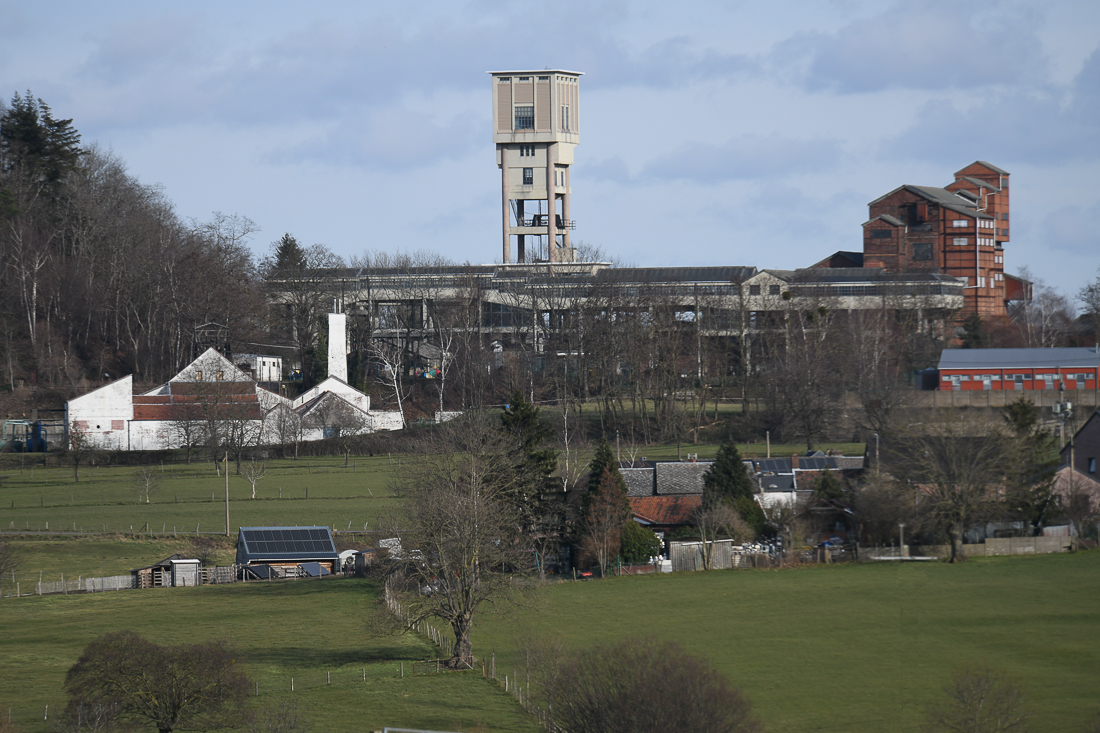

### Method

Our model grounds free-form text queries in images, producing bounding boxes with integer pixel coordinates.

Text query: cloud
[775,1,1046,93]
[881,48,1100,165]
[641,134,844,184]
[275,106,482,170]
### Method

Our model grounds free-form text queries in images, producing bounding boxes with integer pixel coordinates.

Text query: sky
[1,0,1098,304]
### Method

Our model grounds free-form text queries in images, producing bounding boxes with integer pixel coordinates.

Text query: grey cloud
[70,4,756,135]
[642,135,844,184]
[775,1,1046,93]
[881,49,1100,166]
[273,108,483,170]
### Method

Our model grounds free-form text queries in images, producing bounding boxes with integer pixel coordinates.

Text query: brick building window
[953,238,968,246]
[869,230,891,239]
[952,219,969,227]
[913,243,933,260]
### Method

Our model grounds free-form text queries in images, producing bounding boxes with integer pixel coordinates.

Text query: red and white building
[937,347,1100,391]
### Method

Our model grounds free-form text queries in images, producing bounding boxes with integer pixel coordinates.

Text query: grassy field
[472,552,1100,733]
[2,553,1096,732]
[0,577,540,733]
[0,443,863,539]
[0,455,400,537]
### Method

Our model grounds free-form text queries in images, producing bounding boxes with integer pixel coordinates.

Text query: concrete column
[500,145,511,264]
[328,312,348,382]
[546,143,557,263]
[562,166,571,252]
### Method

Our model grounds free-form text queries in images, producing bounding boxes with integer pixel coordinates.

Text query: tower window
[561,105,570,131]
[515,106,534,130]
[519,144,535,157]
[523,168,533,185]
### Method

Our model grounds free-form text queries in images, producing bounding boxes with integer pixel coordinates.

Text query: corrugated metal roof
[597,267,756,284]
[938,348,1100,370]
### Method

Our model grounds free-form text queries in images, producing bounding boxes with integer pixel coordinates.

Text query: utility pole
[225,451,230,537]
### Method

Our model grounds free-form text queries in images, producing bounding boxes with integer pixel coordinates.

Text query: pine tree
[0,91,82,186]
[702,442,754,510]
[960,312,989,349]
[586,438,622,494]
[272,233,306,274]
[812,471,845,501]
[501,389,556,478]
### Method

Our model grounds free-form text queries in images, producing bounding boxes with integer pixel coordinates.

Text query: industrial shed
[938,347,1100,391]
[235,526,339,578]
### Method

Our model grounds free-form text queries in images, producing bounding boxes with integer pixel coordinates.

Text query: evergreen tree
[0,91,82,186]
[702,442,754,510]
[501,389,556,479]
[1002,395,1060,532]
[812,471,845,501]
[586,438,622,494]
[960,312,989,349]
[620,521,662,564]
[273,233,306,274]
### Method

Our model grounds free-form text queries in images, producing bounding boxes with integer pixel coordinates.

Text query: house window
[1090,458,1096,474]
[514,105,534,130]
[769,285,781,295]
[953,238,968,246]
[522,168,533,185]
[749,285,761,295]
[952,220,969,227]
[913,243,933,260]
[216,371,224,381]
[195,371,203,381]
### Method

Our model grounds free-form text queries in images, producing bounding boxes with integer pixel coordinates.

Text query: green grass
[0,578,540,733]
[3,543,1098,732]
[472,553,1100,733]
[0,456,400,536]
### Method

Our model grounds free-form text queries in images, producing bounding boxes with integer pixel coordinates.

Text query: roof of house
[236,526,337,564]
[862,214,904,227]
[630,496,702,526]
[622,467,656,497]
[1051,465,1100,500]
[655,462,709,495]
[958,161,1009,176]
[757,473,796,492]
[939,347,1100,370]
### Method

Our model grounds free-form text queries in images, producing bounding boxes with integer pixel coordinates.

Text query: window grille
[514,106,534,130]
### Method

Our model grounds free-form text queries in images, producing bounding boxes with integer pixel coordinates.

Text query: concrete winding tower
[490,70,581,264]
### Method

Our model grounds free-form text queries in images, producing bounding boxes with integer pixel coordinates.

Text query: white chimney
[328,312,348,382]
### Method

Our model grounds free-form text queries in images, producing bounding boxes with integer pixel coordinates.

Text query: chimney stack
[327,312,348,382]
[791,453,799,470]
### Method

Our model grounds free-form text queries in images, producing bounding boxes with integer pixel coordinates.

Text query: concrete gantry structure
[490,69,581,264]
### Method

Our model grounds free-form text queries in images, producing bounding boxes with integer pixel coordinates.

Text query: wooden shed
[131,554,201,588]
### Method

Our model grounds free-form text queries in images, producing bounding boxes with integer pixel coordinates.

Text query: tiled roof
[622,467,656,497]
[655,462,709,495]
[630,496,701,526]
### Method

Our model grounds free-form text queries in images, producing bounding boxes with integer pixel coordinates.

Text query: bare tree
[923,664,1030,733]
[1010,268,1073,348]
[64,630,250,733]
[133,466,160,504]
[579,467,631,577]
[387,413,537,667]
[555,637,763,733]
[887,411,1009,563]
[246,699,312,733]
[520,633,569,731]
[243,456,267,499]
[693,503,747,570]
[65,424,94,483]
[370,340,407,428]
[0,542,22,599]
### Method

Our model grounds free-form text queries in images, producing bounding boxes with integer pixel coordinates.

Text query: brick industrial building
[859,161,1026,318]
